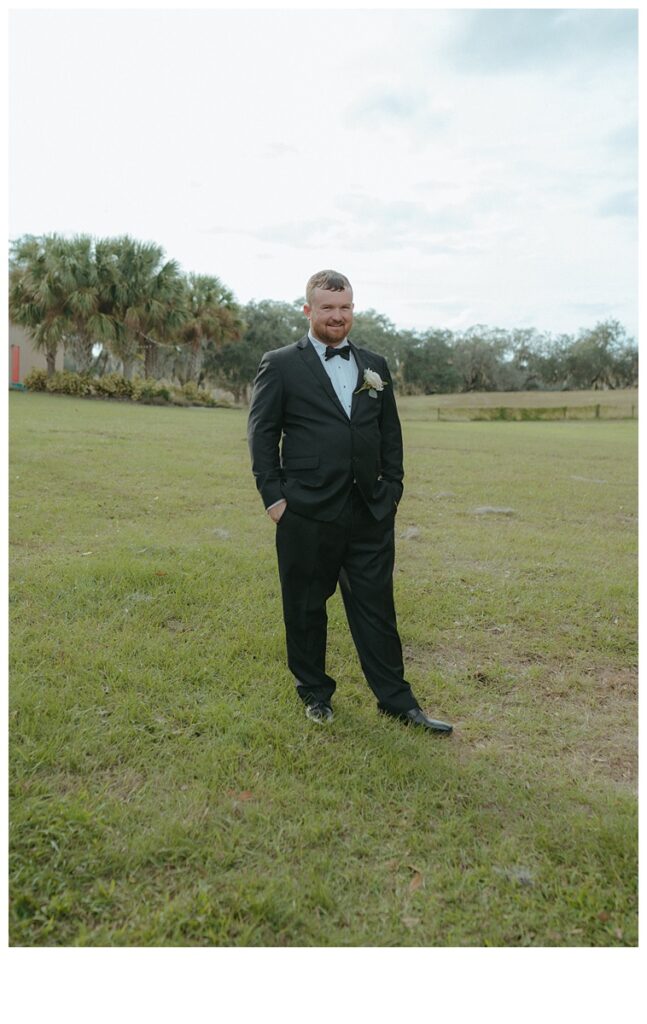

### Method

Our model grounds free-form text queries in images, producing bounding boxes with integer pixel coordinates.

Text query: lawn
[9,391,637,946]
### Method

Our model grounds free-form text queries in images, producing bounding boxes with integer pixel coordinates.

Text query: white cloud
[443,9,637,74]
[598,191,638,219]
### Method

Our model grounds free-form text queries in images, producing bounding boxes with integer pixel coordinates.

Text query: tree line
[9,234,242,384]
[10,234,637,401]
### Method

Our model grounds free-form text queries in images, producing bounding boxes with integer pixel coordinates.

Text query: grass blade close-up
[9,391,637,947]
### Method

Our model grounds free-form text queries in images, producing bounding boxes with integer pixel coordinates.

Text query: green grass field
[9,392,637,946]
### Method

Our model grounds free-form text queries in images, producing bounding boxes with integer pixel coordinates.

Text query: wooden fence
[434,404,636,422]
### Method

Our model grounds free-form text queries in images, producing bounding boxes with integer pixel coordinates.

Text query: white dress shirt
[307,331,357,418]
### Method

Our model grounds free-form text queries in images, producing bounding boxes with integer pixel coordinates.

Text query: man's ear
[303,304,311,318]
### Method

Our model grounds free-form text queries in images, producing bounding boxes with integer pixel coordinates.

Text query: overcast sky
[9,6,638,337]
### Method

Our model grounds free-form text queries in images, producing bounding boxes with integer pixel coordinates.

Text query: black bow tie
[325,345,351,361]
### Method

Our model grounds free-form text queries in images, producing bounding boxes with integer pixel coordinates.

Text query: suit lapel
[297,336,348,420]
[349,341,366,419]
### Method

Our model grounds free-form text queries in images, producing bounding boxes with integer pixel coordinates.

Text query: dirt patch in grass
[569,744,637,790]
[585,666,637,698]
[403,640,637,790]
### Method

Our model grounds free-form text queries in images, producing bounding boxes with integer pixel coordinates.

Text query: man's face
[304,286,354,346]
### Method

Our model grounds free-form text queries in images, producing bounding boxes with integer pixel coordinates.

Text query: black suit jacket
[247,335,404,522]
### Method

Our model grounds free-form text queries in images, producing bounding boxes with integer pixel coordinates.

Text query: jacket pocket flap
[282,455,319,469]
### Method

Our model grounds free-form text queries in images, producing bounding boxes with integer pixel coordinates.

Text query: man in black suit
[247,269,452,733]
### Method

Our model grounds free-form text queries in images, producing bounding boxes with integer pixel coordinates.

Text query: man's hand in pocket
[267,500,287,524]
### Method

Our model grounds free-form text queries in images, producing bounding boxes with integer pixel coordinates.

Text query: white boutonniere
[355,368,388,398]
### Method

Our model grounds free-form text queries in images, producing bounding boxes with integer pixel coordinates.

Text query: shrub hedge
[22,370,220,407]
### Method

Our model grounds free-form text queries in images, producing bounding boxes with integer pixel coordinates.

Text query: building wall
[9,322,63,384]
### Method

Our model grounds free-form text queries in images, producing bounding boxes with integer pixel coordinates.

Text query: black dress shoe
[305,701,334,724]
[381,706,453,734]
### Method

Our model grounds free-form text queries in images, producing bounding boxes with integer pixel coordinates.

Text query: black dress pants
[275,486,419,714]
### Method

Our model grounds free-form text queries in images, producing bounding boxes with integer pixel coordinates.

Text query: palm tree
[179,274,244,383]
[9,234,114,375]
[95,236,186,378]
[10,234,238,383]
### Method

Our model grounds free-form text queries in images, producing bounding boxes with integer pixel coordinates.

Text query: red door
[11,345,21,384]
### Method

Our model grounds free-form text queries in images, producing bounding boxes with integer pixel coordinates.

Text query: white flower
[355,368,388,395]
[364,369,384,390]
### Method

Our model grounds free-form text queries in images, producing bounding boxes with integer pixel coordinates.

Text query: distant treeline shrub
[204,302,638,402]
[23,369,220,407]
[436,403,635,422]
